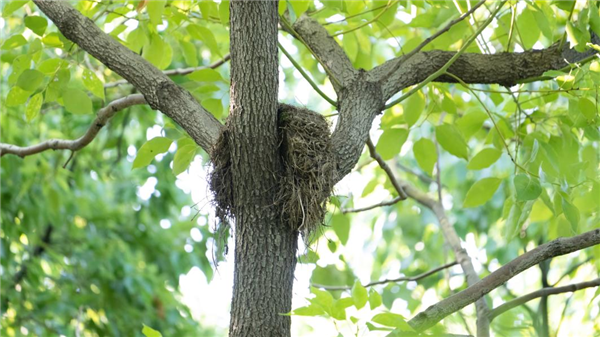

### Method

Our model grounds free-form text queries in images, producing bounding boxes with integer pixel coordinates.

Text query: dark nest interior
[209,104,335,240]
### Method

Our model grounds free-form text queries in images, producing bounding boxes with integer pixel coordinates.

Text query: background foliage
[1,0,599,336]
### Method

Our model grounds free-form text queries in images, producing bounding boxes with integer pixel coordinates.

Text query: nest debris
[208,104,335,239]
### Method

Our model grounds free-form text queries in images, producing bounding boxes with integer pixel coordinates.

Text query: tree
[1,1,599,337]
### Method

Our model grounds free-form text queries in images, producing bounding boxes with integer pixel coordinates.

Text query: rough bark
[227,2,297,337]
[33,0,222,153]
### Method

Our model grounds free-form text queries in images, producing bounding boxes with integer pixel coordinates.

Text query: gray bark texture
[227,2,297,337]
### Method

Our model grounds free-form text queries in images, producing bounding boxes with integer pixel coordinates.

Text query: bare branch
[366,137,408,200]
[104,54,231,88]
[408,229,600,332]
[312,261,458,291]
[33,0,223,152]
[0,94,146,158]
[286,15,357,91]
[488,278,600,320]
[341,196,403,214]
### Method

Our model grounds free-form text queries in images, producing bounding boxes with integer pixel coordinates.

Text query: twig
[312,261,458,290]
[384,0,505,109]
[0,94,146,158]
[331,1,399,37]
[366,137,408,199]
[551,257,593,287]
[380,0,487,84]
[341,196,403,214]
[278,42,337,106]
[487,278,600,320]
[104,54,231,88]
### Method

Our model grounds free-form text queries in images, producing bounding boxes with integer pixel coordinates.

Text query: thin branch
[341,196,403,214]
[0,94,146,158]
[379,0,487,83]
[366,137,408,200]
[551,257,593,287]
[331,1,398,37]
[487,278,600,320]
[104,54,231,88]
[277,42,337,106]
[408,229,600,332]
[312,261,458,291]
[383,0,505,109]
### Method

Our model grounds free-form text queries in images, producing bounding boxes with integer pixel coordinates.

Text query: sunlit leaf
[436,124,468,160]
[351,280,367,309]
[463,177,502,208]
[133,137,173,169]
[376,128,408,160]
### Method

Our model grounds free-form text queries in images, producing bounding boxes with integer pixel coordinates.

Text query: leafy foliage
[1,0,599,336]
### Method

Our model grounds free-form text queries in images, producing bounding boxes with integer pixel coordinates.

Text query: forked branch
[409,229,600,331]
[487,277,600,320]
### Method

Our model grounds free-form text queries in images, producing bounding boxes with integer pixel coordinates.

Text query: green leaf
[147,0,166,25]
[404,91,425,127]
[186,24,221,57]
[201,98,223,119]
[6,87,32,107]
[457,110,487,139]
[413,138,436,176]
[132,137,173,169]
[436,124,468,160]
[17,69,44,91]
[2,35,27,50]
[187,68,224,82]
[504,199,534,239]
[351,280,368,309]
[143,34,171,70]
[126,27,147,53]
[514,174,542,201]
[173,140,198,176]
[219,0,230,24]
[310,287,334,314]
[371,313,413,331]
[368,288,382,310]
[290,0,310,17]
[82,68,105,100]
[566,21,590,52]
[467,148,502,170]
[2,0,28,16]
[179,40,198,67]
[516,7,540,49]
[562,199,580,232]
[292,305,325,316]
[332,213,350,245]
[332,297,353,320]
[25,93,43,121]
[37,58,64,74]
[463,177,502,208]
[376,128,408,160]
[42,32,63,48]
[141,324,163,337]
[63,88,93,114]
[24,16,48,36]
[578,97,597,121]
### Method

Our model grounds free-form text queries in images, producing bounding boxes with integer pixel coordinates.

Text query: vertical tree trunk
[227,2,298,337]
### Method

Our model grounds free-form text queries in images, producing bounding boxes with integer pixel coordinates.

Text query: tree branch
[374,30,600,101]
[341,196,403,214]
[487,278,600,320]
[408,229,600,332]
[104,54,231,88]
[366,138,408,199]
[0,94,146,158]
[288,15,357,91]
[33,0,223,153]
[312,261,458,291]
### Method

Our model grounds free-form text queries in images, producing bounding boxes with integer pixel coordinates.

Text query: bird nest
[209,104,335,239]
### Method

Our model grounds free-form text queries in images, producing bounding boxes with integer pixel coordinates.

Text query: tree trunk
[227,2,298,337]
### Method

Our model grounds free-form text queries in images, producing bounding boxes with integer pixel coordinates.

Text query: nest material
[209,104,335,239]
[277,104,335,237]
